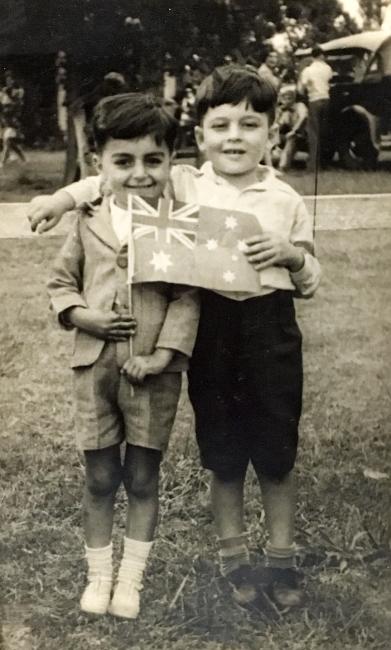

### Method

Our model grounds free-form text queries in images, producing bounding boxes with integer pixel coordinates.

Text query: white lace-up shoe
[108,580,142,619]
[80,577,112,615]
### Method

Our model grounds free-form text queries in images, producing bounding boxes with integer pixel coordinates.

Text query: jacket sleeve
[47,217,87,328]
[290,198,321,299]
[155,285,200,357]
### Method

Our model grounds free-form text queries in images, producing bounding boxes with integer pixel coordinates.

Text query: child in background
[30,66,320,609]
[47,94,199,618]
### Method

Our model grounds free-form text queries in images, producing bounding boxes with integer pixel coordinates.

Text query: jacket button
[117,254,128,268]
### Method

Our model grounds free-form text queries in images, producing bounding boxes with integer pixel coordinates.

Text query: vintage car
[320,31,391,169]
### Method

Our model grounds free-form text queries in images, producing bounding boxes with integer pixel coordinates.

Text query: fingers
[109,313,137,333]
[246,250,277,271]
[245,241,274,256]
[107,332,132,341]
[121,364,146,384]
[245,234,270,246]
[121,357,148,384]
[36,218,53,234]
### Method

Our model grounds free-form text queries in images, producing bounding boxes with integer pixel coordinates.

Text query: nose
[131,160,147,180]
[227,122,241,140]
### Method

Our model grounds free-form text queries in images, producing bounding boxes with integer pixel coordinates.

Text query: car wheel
[338,130,378,170]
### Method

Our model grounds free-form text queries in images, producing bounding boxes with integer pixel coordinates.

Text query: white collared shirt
[171,162,321,299]
[109,196,130,244]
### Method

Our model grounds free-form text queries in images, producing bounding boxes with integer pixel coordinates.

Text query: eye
[146,157,164,166]
[242,121,260,129]
[211,122,227,130]
[114,158,132,168]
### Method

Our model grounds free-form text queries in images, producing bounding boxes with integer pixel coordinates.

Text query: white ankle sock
[117,537,153,587]
[85,542,113,581]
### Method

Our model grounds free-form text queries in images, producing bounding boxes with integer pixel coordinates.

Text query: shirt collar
[108,185,172,216]
[199,160,277,191]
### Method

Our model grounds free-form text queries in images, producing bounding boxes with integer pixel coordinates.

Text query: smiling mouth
[126,183,155,188]
[223,149,246,155]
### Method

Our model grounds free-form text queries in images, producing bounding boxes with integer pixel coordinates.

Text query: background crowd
[0,0,390,174]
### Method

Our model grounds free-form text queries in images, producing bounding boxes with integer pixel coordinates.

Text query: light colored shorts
[73,342,182,451]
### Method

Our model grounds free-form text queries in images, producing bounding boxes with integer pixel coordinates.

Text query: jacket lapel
[85,197,120,251]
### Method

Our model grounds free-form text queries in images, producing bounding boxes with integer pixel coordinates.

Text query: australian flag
[128,195,262,295]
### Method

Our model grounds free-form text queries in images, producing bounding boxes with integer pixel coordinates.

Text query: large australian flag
[128,195,262,296]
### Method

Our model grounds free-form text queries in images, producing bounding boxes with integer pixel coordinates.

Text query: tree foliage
[359,0,382,27]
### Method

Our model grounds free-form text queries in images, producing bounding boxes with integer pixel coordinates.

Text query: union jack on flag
[128,194,262,296]
[132,195,199,250]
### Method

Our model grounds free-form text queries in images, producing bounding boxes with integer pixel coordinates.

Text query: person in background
[0,114,26,168]
[257,50,281,92]
[297,46,333,172]
[270,84,308,172]
[178,85,197,149]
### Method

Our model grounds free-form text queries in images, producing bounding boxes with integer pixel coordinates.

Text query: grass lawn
[1,227,390,650]
[1,150,391,201]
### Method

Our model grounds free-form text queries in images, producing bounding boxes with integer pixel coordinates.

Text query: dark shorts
[188,290,303,481]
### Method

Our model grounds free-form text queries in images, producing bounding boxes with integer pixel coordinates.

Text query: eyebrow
[111,150,166,158]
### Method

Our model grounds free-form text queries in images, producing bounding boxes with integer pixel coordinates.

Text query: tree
[359,0,382,28]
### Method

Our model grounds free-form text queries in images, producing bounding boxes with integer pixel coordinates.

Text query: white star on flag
[223,270,236,283]
[206,239,218,250]
[150,250,173,272]
[231,254,239,261]
[237,240,248,252]
[225,215,238,230]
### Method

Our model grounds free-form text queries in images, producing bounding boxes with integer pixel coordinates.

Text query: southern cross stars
[206,239,218,250]
[149,250,173,272]
[223,270,236,283]
[237,240,248,252]
[225,215,238,230]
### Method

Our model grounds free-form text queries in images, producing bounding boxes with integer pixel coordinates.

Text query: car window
[325,53,360,83]
[364,54,381,81]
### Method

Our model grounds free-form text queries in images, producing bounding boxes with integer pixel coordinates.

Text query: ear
[93,153,102,171]
[194,125,206,152]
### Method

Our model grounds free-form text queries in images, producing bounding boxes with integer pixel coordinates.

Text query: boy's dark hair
[195,65,277,124]
[92,93,178,152]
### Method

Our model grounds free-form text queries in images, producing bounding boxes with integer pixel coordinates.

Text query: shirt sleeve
[156,285,200,357]
[290,198,321,298]
[65,175,102,206]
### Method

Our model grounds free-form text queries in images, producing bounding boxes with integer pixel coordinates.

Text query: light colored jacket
[47,198,200,370]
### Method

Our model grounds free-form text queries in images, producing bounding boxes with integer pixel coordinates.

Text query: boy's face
[98,135,172,208]
[195,101,270,187]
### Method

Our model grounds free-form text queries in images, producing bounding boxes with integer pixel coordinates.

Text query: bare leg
[9,141,26,162]
[0,140,11,165]
[279,138,296,172]
[210,472,246,538]
[258,470,296,548]
[83,444,122,548]
[123,444,162,542]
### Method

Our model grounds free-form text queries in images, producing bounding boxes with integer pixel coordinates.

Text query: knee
[86,465,121,498]
[123,468,158,500]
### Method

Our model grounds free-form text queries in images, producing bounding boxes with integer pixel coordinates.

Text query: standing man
[298,46,333,172]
